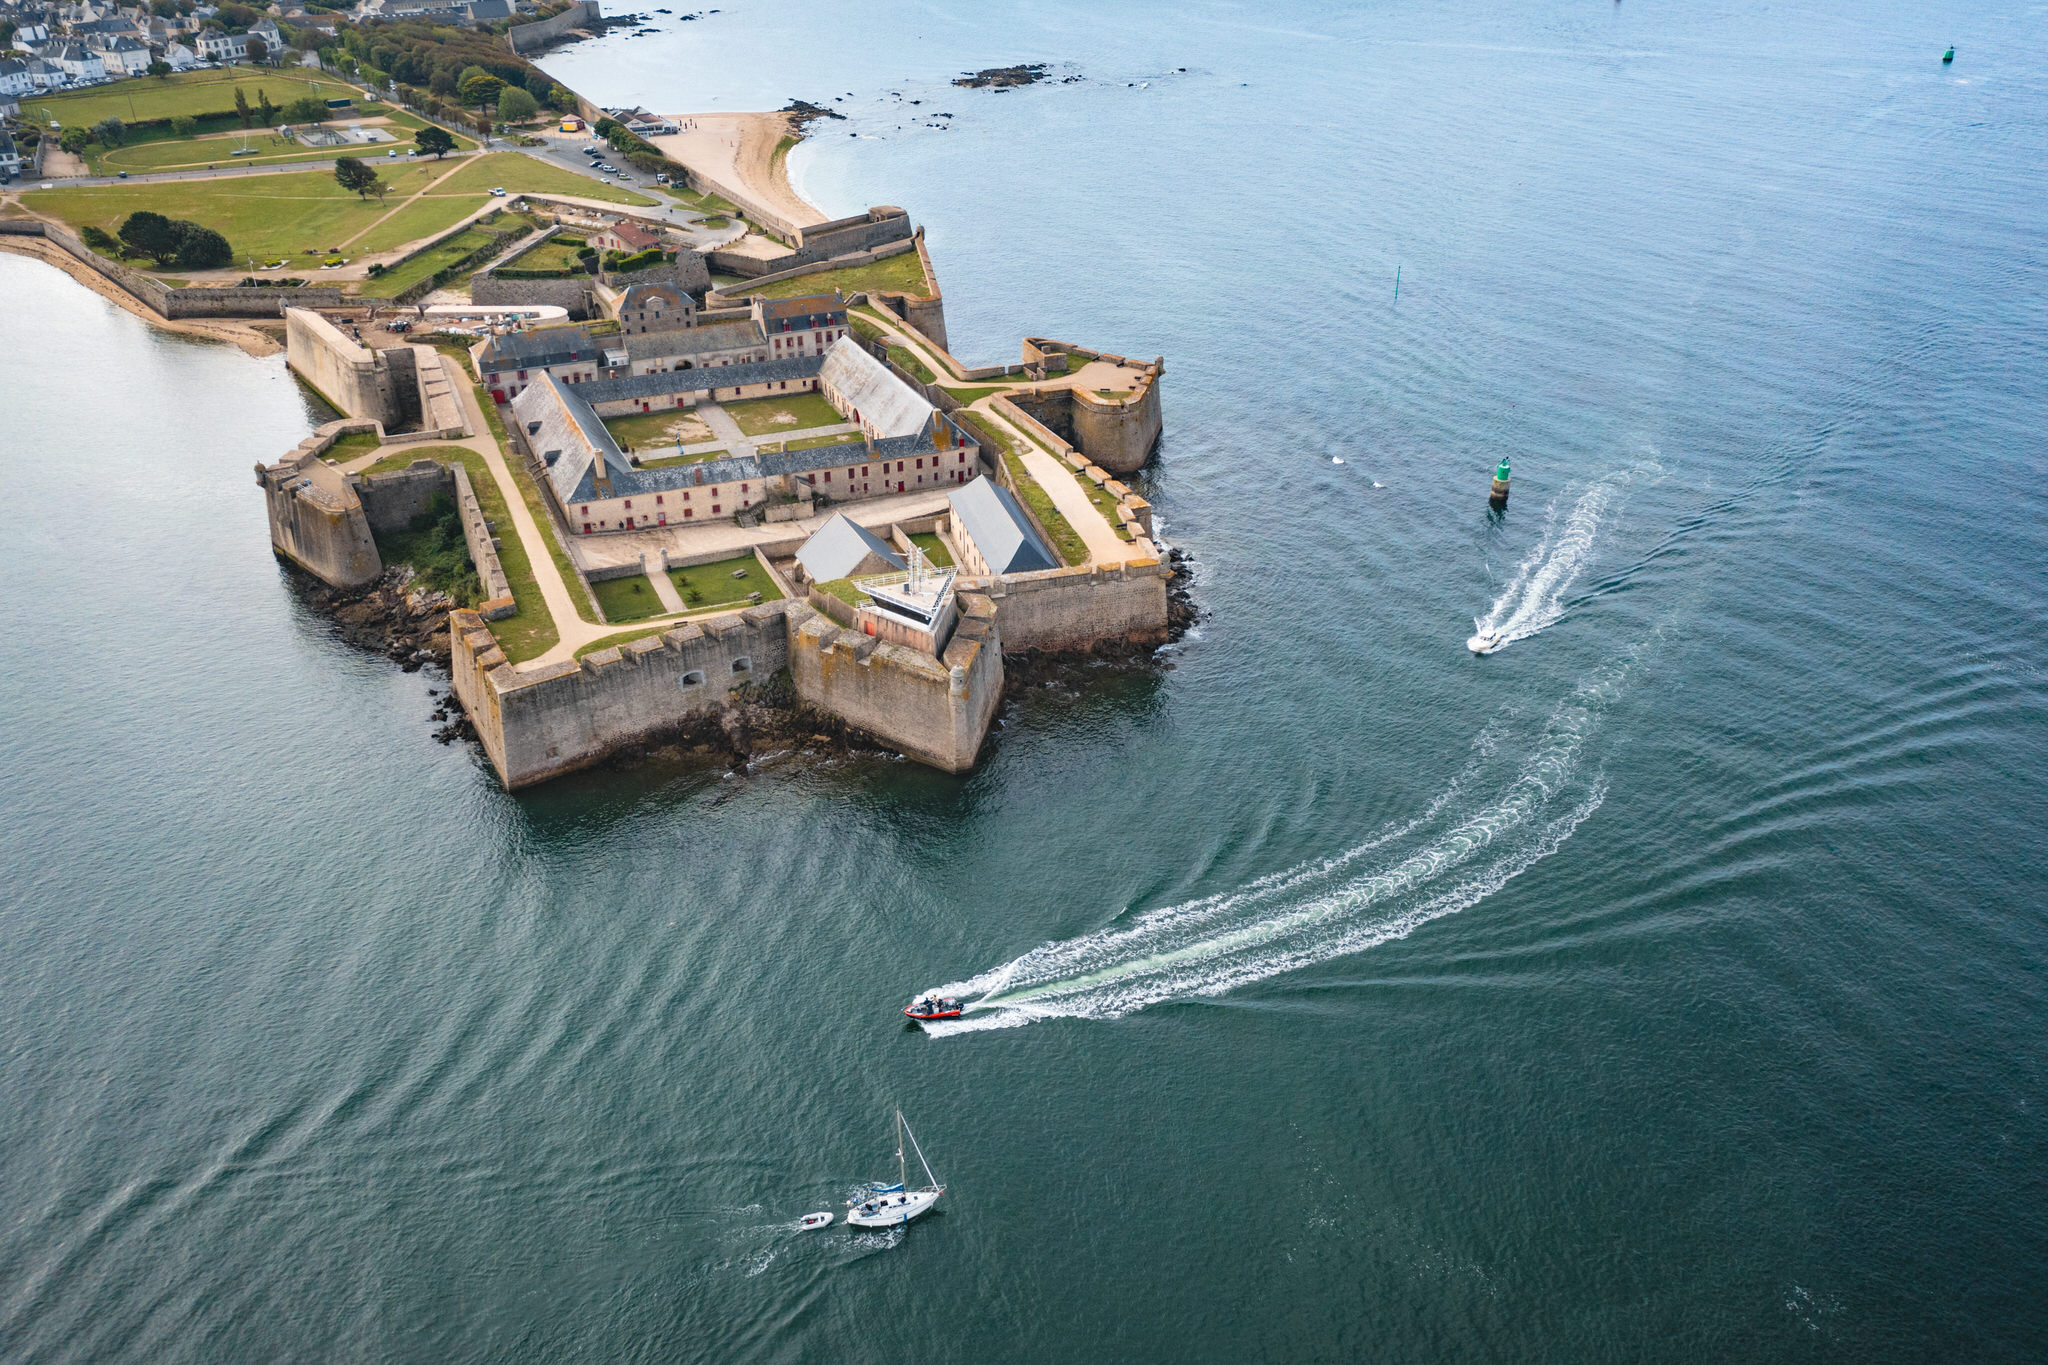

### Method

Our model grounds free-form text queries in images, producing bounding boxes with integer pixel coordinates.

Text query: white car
[490,187,507,196]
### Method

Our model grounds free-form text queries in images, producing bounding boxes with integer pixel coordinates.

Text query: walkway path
[644,555,687,612]
[970,401,1132,564]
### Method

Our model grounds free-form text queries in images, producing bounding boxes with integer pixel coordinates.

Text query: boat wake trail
[920,665,1630,1037]
[1470,479,1618,654]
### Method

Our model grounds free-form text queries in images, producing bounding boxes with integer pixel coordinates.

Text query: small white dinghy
[845,1111,946,1229]
[799,1212,834,1230]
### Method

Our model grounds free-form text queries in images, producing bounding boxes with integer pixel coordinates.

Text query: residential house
[45,38,104,80]
[0,57,32,96]
[96,33,150,74]
[591,220,661,255]
[193,27,243,60]
[160,40,199,69]
[477,319,771,401]
[0,130,22,181]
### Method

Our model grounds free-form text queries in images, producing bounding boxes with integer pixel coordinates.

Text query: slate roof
[477,324,598,374]
[618,281,688,313]
[948,475,1058,575]
[621,319,763,364]
[795,513,904,583]
[513,371,769,505]
[819,336,932,440]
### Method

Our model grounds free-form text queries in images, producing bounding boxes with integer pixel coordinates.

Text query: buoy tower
[1489,456,1512,508]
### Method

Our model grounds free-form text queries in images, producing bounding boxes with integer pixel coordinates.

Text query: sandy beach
[646,112,828,230]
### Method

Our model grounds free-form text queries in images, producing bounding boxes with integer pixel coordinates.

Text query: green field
[637,448,729,468]
[592,574,668,624]
[22,69,360,127]
[741,250,929,301]
[907,531,955,566]
[96,110,474,174]
[668,555,782,610]
[722,391,844,436]
[359,223,507,299]
[21,161,451,265]
[430,154,657,207]
[502,234,587,272]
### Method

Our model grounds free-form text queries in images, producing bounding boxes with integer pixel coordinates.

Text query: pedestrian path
[644,554,687,611]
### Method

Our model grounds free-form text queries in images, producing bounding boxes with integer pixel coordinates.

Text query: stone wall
[600,253,710,297]
[256,425,383,589]
[452,464,517,620]
[469,274,595,319]
[788,596,1002,774]
[355,459,451,534]
[706,207,913,278]
[0,220,344,316]
[286,308,389,423]
[449,599,793,789]
[705,237,918,304]
[983,559,1170,652]
[1020,339,1164,474]
[505,0,600,53]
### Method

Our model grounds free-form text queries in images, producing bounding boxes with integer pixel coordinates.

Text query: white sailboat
[845,1111,946,1229]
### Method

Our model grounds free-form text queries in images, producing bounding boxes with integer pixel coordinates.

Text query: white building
[161,40,200,70]
[97,34,151,75]
[0,58,32,98]
[193,29,244,61]
[45,40,105,81]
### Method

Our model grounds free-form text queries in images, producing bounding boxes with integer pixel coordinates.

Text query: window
[740,483,748,493]
[685,508,693,518]
[823,471,832,482]
[862,466,869,476]
[916,459,923,470]
[624,499,632,509]
[732,657,752,674]
[681,670,705,687]
[712,504,721,514]
[655,495,664,505]
[580,505,589,514]
[583,522,592,533]
[682,492,689,501]
[518,369,528,380]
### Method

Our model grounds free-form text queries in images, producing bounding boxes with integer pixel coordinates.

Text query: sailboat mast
[900,1113,940,1189]
[896,1111,907,1190]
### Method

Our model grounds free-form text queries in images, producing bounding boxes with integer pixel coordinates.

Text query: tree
[245,34,267,64]
[496,85,537,124]
[234,88,253,128]
[258,89,276,125]
[548,84,575,112]
[414,124,455,159]
[170,115,197,137]
[173,223,233,269]
[523,67,552,99]
[147,59,171,78]
[92,118,125,148]
[472,112,492,144]
[58,127,91,156]
[333,156,382,199]
[118,211,182,265]
[282,95,327,124]
[458,70,505,108]
[81,225,124,256]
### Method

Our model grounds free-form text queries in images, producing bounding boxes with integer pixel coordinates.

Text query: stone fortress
[260,198,1173,788]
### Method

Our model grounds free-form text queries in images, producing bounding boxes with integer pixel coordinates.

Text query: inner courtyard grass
[907,532,954,566]
[721,391,844,436]
[635,448,729,469]
[592,574,667,623]
[502,234,588,272]
[668,555,782,610]
[739,250,929,301]
[601,406,711,448]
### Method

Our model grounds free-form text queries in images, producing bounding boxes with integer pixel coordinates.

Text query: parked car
[489,186,506,196]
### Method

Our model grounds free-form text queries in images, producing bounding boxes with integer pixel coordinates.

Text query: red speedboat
[904,995,964,1022]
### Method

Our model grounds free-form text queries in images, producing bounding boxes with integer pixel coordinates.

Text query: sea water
[3,0,2046,1358]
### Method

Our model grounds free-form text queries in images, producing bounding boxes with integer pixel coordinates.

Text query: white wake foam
[1472,482,1614,653]
[920,672,1625,1038]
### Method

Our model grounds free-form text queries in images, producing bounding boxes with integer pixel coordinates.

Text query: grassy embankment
[957,410,1088,567]
[359,222,503,298]
[722,391,843,436]
[739,249,929,302]
[359,443,558,654]
[571,554,785,659]
[500,234,587,272]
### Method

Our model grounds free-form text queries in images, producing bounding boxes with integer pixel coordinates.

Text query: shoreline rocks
[953,64,1052,89]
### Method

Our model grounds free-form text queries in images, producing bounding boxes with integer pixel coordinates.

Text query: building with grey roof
[795,513,904,584]
[572,355,823,410]
[818,337,934,443]
[948,475,1059,576]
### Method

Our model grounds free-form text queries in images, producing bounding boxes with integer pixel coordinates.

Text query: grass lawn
[323,430,384,459]
[22,69,359,127]
[95,111,474,174]
[21,161,447,265]
[741,250,930,301]
[942,383,1013,403]
[592,574,668,624]
[360,443,560,663]
[669,554,782,611]
[359,223,508,299]
[887,344,937,385]
[602,406,711,448]
[429,153,657,206]
[721,391,844,436]
[767,432,862,454]
[669,185,735,214]
[503,234,587,272]
[907,531,954,567]
[813,577,868,610]
[637,448,729,468]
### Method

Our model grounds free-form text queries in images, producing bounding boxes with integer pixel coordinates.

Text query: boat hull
[845,1187,944,1227]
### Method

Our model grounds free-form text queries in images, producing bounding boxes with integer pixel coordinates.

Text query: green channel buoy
[1943,46,1955,63]
[1490,456,1512,508]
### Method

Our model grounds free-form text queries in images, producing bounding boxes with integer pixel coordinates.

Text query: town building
[591,220,661,255]
[614,280,693,333]
[477,319,771,400]
[0,57,32,96]
[753,291,848,362]
[192,27,243,60]
[0,130,21,181]
[95,33,149,74]
[44,38,103,79]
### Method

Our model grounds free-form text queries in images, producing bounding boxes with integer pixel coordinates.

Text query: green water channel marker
[1490,455,1511,508]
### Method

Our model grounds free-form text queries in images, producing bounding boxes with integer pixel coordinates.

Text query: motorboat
[845,1112,946,1229]
[904,994,964,1022]
[799,1212,834,1230]
[1468,625,1507,655]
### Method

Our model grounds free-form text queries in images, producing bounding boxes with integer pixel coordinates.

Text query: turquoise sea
[3,0,2046,1358]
